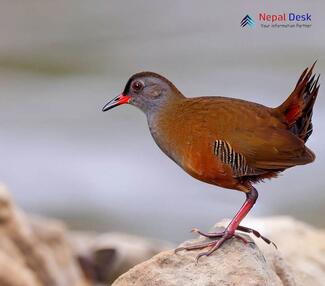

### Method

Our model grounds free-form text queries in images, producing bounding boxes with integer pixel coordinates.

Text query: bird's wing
[180,97,314,175]
[213,138,265,177]
[222,127,314,172]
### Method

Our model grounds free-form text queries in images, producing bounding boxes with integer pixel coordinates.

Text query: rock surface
[71,231,173,285]
[0,185,88,286]
[113,219,325,286]
[246,217,325,286]
[112,234,285,286]
[0,184,171,286]
[1,183,325,286]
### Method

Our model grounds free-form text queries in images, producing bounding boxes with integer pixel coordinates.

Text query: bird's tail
[275,62,320,142]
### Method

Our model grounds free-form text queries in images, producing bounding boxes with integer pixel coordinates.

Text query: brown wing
[213,139,265,177]
[179,97,315,175]
[224,127,315,171]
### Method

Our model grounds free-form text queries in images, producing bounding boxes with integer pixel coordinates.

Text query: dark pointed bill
[102,93,131,112]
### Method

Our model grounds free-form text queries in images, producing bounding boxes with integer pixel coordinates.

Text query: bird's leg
[175,187,272,262]
[190,187,258,239]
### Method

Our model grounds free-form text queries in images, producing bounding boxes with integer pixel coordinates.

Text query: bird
[102,63,319,261]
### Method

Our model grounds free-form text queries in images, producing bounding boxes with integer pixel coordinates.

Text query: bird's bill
[102,93,131,112]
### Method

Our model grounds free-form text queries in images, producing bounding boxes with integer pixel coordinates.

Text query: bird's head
[102,72,184,114]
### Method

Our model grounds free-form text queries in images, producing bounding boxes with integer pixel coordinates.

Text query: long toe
[196,234,232,263]
[237,225,277,248]
[174,240,217,253]
[191,227,225,238]
[177,231,239,262]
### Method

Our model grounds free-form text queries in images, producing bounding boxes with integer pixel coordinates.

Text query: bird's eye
[132,80,144,91]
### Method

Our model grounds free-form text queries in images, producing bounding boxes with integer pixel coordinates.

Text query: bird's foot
[191,225,276,248]
[175,229,248,263]
[175,225,276,263]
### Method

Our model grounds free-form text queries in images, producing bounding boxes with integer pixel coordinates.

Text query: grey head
[102,72,184,116]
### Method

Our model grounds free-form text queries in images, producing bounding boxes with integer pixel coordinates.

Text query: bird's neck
[146,96,187,163]
[146,95,185,126]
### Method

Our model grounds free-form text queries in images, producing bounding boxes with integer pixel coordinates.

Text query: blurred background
[0,1,324,243]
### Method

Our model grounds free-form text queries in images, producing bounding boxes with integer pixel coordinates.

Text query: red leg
[175,187,263,261]
[225,186,258,233]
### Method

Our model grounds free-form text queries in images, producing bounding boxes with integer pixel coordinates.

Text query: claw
[196,236,229,263]
[195,251,208,264]
[174,247,184,254]
[178,231,234,263]
[191,227,199,233]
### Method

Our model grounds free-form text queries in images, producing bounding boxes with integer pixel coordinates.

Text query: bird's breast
[147,108,234,187]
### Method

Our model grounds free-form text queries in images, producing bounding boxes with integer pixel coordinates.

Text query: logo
[240,15,255,27]
[259,12,311,23]
[240,12,312,29]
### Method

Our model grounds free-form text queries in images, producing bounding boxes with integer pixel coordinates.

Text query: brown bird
[102,63,319,261]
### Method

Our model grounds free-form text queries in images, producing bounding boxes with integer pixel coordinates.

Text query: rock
[112,231,284,286]
[70,231,174,285]
[2,182,324,286]
[246,217,325,286]
[112,218,325,286]
[0,185,88,286]
[0,184,172,286]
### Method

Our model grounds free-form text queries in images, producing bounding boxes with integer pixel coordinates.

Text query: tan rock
[246,216,325,286]
[2,182,324,286]
[113,218,325,286]
[112,232,286,286]
[0,184,173,286]
[71,231,174,285]
[0,185,88,286]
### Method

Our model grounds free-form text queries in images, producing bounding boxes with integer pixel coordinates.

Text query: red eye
[132,80,144,91]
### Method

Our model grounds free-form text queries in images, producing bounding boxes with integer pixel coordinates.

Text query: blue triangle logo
[241,15,255,27]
